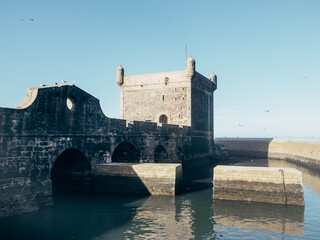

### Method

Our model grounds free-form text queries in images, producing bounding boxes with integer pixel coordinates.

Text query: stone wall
[0,84,216,218]
[215,138,320,171]
[213,165,304,205]
[120,70,192,126]
[93,163,183,195]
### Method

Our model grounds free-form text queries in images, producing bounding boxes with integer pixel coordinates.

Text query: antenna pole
[185,43,187,61]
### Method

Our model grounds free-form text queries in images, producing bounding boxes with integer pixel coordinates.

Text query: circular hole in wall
[66,98,75,110]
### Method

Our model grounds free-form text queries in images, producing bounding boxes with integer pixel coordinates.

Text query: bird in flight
[238,123,245,127]
[300,76,308,79]
[265,109,270,113]
[22,18,34,21]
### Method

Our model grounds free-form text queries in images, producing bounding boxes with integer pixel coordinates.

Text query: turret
[186,56,195,78]
[210,72,217,90]
[116,65,124,86]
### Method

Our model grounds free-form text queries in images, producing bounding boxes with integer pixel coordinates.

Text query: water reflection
[1,159,320,239]
[268,159,320,195]
[213,199,304,236]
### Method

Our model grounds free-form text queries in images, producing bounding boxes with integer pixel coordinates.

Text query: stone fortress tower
[116,57,217,136]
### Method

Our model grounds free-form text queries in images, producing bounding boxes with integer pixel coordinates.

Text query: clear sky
[0,0,319,138]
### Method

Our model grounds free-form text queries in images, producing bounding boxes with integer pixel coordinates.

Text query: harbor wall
[215,138,320,171]
[213,165,304,205]
[93,163,183,195]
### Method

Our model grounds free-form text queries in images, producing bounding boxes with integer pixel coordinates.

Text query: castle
[117,57,217,136]
[0,57,218,218]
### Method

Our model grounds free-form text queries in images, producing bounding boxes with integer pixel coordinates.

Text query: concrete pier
[213,165,304,205]
[93,163,183,195]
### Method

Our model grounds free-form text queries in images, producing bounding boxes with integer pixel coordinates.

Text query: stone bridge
[0,84,215,217]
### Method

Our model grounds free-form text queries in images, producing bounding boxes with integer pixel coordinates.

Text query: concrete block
[93,163,182,195]
[213,165,304,205]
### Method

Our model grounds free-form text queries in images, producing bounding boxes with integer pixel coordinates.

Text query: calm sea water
[1,158,320,240]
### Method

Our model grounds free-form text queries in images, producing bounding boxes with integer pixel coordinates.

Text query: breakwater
[213,165,304,205]
[215,138,320,171]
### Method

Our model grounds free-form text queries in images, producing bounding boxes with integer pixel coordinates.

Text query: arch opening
[51,149,91,193]
[154,145,169,163]
[159,114,168,124]
[112,141,140,163]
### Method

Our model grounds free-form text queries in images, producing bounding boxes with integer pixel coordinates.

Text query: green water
[0,159,320,239]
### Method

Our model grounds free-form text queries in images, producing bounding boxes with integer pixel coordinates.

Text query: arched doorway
[51,148,91,193]
[112,141,140,163]
[159,114,168,124]
[154,145,169,163]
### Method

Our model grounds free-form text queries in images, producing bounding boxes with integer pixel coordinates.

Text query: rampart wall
[0,85,215,218]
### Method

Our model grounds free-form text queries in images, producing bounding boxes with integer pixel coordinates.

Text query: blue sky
[0,0,319,138]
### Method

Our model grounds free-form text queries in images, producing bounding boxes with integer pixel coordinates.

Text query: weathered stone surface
[0,85,216,217]
[93,163,183,195]
[0,59,217,218]
[213,165,304,205]
[119,57,217,136]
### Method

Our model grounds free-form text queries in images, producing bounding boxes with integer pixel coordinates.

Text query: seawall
[213,165,304,205]
[215,138,320,171]
[93,163,183,195]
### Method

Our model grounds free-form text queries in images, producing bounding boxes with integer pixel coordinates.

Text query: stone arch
[159,114,168,124]
[154,145,169,163]
[51,148,91,192]
[112,141,140,163]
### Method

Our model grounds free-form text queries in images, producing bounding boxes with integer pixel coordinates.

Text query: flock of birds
[40,80,75,87]
[238,109,271,133]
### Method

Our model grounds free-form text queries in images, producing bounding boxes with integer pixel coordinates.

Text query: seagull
[265,109,270,113]
[61,80,67,84]
[22,18,34,21]
[40,83,46,87]
[72,81,76,85]
[300,76,308,79]
[54,82,58,85]
[238,123,245,127]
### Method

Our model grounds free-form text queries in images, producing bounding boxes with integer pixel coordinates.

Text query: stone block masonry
[93,163,183,195]
[213,165,304,205]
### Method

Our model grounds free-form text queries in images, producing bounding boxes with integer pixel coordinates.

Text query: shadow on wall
[112,141,140,163]
[93,164,151,195]
[154,145,169,163]
[51,148,92,193]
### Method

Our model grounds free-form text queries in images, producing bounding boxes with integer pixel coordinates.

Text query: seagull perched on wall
[61,80,67,84]
[54,82,58,85]
[72,81,76,85]
[40,83,46,87]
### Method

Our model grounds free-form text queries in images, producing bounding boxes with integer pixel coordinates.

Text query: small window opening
[159,115,168,124]
[162,95,164,101]
[66,98,74,110]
